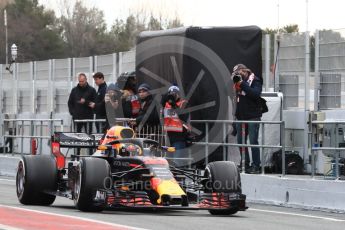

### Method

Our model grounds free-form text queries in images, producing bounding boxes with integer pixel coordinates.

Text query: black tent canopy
[135,26,262,164]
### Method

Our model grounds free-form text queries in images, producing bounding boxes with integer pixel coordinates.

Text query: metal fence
[275,32,308,109]
[311,120,345,179]
[73,118,166,145]
[70,118,286,174]
[2,118,64,155]
[316,29,345,110]
[7,116,345,179]
[3,117,286,175]
[191,120,285,175]
[261,29,345,111]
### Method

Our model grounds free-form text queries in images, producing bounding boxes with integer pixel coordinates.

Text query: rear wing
[52,132,103,148]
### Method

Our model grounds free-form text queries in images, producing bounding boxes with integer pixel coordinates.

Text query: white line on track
[0,205,148,230]
[250,208,345,222]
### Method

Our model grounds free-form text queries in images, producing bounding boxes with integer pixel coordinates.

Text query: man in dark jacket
[68,73,96,134]
[232,64,262,174]
[132,83,160,129]
[89,72,107,133]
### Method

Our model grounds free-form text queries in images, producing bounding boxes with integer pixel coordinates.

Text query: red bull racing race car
[16,126,247,215]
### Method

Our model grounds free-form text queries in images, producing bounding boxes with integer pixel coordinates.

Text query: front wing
[95,190,247,211]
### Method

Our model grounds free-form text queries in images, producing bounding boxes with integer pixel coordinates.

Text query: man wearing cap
[232,64,263,174]
[131,83,160,129]
[163,86,190,167]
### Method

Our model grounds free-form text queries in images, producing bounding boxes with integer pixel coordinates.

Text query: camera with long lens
[232,74,243,84]
[110,92,121,102]
[166,92,177,107]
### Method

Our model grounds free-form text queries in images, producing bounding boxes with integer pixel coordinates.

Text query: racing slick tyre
[204,161,241,215]
[16,155,57,205]
[74,157,111,212]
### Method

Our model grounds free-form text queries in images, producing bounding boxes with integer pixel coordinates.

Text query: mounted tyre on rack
[204,161,241,215]
[73,157,111,212]
[16,155,57,205]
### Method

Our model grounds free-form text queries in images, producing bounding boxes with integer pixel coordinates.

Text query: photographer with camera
[232,64,263,174]
[163,86,190,167]
[104,83,122,127]
[116,71,140,119]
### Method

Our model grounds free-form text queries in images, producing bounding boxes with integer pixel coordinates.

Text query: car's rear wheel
[16,155,57,205]
[74,157,111,212]
[204,161,241,215]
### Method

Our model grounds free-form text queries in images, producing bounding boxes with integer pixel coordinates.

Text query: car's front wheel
[74,157,111,212]
[204,161,241,215]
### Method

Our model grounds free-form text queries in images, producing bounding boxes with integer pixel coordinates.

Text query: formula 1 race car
[16,126,247,215]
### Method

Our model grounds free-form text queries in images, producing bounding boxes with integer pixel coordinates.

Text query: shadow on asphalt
[51,204,247,217]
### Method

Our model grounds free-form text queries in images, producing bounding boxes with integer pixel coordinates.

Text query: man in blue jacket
[232,64,263,174]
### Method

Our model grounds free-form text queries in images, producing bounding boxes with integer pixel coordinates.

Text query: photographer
[116,71,140,119]
[232,64,263,174]
[104,83,122,127]
[163,86,190,167]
